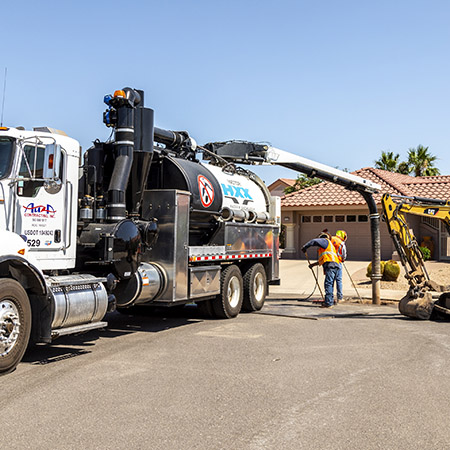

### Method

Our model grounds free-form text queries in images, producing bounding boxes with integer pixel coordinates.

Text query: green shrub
[384,260,400,281]
[366,261,386,278]
[419,246,431,261]
[367,260,401,281]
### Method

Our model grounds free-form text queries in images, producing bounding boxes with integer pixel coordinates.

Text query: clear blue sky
[2,0,450,185]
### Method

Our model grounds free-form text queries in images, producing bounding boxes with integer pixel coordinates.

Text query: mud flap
[398,291,435,320]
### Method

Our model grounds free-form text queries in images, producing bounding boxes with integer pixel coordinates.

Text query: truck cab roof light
[114,90,126,98]
[0,127,9,131]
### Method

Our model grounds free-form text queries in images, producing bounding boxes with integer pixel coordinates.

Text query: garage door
[298,212,393,261]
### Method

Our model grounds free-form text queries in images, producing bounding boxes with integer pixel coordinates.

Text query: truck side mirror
[43,144,62,180]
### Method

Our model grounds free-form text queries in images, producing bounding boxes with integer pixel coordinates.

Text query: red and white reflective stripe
[189,253,272,262]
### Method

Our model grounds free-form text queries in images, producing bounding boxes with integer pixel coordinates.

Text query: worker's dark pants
[324,266,340,306]
[336,265,343,300]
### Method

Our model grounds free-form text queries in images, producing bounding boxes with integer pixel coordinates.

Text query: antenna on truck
[0,68,7,126]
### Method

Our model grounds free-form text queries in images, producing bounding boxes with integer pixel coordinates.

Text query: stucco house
[267,178,296,197]
[270,168,450,261]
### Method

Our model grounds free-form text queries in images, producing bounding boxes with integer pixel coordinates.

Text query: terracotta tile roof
[403,175,450,200]
[280,168,450,207]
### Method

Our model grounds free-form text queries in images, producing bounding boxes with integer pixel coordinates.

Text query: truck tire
[0,279,32,375]
[242,263,267,312]
[212,265,243,319]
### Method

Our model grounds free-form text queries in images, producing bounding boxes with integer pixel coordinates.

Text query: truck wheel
[242,263,267,312]
[0,279,31,375]
[212,265,243,319]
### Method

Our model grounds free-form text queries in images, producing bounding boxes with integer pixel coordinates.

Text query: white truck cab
[0,127,79,270]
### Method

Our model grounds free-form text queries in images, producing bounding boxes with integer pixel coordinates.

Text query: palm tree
[406,145,440,177]
[397,161,411,175]
[374,151,400,172]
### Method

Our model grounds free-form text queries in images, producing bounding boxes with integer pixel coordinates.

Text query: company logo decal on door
[23,203,57,218]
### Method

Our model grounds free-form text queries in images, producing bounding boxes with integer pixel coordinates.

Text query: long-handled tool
[343,261,363,303]
[305,251,325,302]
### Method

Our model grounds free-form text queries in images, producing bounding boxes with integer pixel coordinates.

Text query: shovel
[305,251,325,302]
[343,261,363,303]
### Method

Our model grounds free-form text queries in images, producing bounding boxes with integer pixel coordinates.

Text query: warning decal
[198,175,215,208]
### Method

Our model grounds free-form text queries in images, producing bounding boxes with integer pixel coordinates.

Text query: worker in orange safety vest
[331,230,347,303]
[301,231,341,308]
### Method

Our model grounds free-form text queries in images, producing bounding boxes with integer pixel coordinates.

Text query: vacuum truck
[0,87,380,374]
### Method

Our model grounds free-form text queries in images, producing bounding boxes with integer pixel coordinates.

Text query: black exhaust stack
[103,88,154,221]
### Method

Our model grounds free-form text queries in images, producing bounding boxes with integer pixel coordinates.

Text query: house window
[324,215,333,223]
[347,215,357,222]
[358,215,368,222]
[313,216,322,223]
[302,216,311,223]
[335,215,345,223]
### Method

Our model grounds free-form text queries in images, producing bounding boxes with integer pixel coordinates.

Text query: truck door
[14,143,67,263]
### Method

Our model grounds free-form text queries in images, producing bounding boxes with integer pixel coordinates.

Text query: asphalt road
[3,302,450,450]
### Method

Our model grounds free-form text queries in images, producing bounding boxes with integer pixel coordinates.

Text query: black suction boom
[154,127,187,148]
[154,126,197,157]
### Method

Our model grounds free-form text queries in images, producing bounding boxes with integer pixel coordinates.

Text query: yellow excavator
[381,193,450,319]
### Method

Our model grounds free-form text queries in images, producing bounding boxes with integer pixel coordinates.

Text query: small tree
[284,174,321,194]
[279,224,286,249]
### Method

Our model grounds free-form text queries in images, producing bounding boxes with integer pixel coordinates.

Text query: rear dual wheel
[201,263,267,319]
[242,263,267,312]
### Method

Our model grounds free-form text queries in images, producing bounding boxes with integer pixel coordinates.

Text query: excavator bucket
[399,290,450,320]
[398,291,436,320]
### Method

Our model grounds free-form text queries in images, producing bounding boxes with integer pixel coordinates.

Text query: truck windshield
[0,137,14,179]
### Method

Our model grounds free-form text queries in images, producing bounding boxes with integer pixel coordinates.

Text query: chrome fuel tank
[48,275,108,329]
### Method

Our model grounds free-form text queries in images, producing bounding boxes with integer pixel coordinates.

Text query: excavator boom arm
[381,194,431,288]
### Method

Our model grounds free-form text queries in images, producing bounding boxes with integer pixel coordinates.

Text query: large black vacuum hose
[154,127,187,149]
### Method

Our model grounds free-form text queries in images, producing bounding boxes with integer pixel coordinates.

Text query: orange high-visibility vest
[331,236,345,263]
[318,239,340,265]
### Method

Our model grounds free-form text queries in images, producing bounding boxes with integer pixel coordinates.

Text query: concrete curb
[268,288,406,302]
